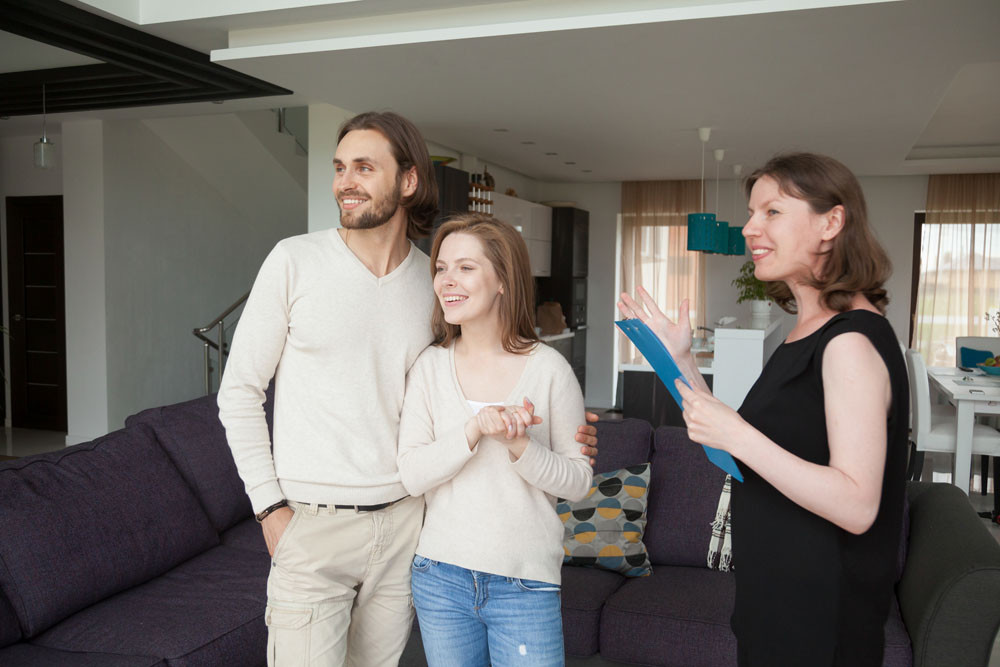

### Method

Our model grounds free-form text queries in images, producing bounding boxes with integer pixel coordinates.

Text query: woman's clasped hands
[467,398,542,460]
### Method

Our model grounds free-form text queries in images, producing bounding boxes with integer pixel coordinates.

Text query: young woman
[619,153,908,666]
[398,213,593,666]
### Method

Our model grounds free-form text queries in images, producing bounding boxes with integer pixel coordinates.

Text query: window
[910,174,1000,366]
[619,181,705,365]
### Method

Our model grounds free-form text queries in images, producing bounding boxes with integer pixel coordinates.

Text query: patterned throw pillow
[557,463,652,577]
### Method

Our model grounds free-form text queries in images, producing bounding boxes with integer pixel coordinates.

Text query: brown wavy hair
[744,152,890,314]
[430,213,539,353]
[338,111,439,240]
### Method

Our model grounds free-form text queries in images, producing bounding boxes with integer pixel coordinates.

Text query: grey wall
[63,120,110,444]
[102,115,306,428]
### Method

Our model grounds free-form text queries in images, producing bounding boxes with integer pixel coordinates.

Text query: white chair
[906,350,1000,493]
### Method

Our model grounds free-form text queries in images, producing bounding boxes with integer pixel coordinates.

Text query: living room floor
[5,426,999,664]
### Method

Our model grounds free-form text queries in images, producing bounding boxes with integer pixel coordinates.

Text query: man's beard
[339,179,403,231]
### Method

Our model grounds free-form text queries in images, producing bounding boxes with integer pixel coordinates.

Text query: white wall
[308,103,356,232]
[860,175,927,343]
[102,115,306,428]
[535,181,621,408]
[0,133,63,428]
[62,120,110,444]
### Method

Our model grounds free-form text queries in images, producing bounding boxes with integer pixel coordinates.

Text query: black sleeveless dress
[732,310,908,667]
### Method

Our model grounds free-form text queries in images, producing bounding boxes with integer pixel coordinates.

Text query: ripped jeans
[410,556,564,666]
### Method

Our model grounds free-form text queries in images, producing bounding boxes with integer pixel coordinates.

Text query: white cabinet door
[530,240,552,277]
[530,204,552,242]
[493,192,514,226]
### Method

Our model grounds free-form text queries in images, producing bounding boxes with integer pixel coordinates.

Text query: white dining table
[926,366,1000,494]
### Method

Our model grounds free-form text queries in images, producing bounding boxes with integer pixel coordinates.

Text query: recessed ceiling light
[545,152,558,156]
[493,128,508,132]
[521,141,535,145]
[564,161,576,165]
[0,116,9,120]
[582,169,592,173]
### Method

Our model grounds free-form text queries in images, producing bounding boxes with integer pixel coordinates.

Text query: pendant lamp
[686,127,715,252]
[709,149,729,254]
[34,84,54,170]
[727,164,746,255]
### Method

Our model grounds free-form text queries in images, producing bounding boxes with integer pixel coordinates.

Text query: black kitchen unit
[416,163,468,254]
[538,207,589,390]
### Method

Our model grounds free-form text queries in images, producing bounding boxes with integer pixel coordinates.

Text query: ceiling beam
[0,0,292,117]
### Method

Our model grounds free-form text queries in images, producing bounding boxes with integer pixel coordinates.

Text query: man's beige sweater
[218,228,435,513]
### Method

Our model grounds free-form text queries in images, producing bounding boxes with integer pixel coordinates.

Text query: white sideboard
[492,192,552,277]
[712,316,783,409]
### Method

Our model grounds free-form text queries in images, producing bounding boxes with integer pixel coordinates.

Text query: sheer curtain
[620,180,705,365]
[913,174,1000,365]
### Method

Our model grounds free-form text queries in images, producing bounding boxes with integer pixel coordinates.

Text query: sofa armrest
[898,482,1000,667]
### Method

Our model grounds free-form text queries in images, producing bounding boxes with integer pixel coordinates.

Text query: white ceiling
[3,0,999,181]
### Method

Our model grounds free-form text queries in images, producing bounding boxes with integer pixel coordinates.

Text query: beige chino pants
[265,496,425,667]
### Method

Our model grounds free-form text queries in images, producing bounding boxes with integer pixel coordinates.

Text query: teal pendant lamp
[686,127,714,252]
[709,148,729,254]
[727,164,745,255]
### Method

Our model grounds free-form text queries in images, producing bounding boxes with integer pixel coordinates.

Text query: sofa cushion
[600,565,738,667]
[33,546,269,666]
[645,426,728,567]
[0,425,219,637]
[560,464,652,577]
[592,419,654,475]
[0,587,21,648]
[125,386,273,533]
[0,644,165,666]
[560,566,626,657]
[220,517,268,553]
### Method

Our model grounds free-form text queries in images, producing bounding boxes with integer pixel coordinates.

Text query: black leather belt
[317,497,408,512]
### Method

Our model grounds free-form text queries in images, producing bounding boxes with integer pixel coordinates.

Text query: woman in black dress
[619,152,908,667]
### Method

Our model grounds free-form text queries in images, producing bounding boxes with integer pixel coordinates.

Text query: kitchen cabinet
[538,207,588,330]
[492,192,552,277]
[416,164,469,255]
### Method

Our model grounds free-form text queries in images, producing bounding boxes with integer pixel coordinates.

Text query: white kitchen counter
[539,331,575,343]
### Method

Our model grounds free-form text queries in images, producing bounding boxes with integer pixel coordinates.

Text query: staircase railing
[193,291,250,394]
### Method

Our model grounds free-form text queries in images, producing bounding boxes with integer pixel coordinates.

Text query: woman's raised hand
[618,287,693,359]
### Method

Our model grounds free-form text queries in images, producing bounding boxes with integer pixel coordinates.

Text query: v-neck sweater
[218,228,435,512]
[397,343,592,585]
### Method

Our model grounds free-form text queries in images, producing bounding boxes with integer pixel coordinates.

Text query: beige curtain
[913,174,1000,365]
[620,180,706,365]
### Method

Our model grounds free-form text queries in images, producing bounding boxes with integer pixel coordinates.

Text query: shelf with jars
[468,181,493,215]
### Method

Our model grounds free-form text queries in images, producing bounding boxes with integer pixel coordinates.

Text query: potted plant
[732,259,771,317]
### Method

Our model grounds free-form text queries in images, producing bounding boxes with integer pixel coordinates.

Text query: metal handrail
[193,291,250,347]
[193,291,250,394]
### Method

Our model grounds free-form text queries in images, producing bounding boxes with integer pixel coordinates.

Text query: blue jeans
[410,556,565,666]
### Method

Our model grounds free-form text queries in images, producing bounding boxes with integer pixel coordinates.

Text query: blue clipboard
[617,318,743,482]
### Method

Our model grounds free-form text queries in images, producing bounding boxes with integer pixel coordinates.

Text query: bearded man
[218,111,598,667]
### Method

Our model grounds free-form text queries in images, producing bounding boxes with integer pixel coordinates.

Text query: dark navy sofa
[1,395,998,666]
[0,392,274,666]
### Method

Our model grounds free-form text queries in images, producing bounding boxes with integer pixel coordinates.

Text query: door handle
[13,314,21,322]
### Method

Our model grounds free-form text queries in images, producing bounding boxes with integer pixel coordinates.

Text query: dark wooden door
[5,196,67,431]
